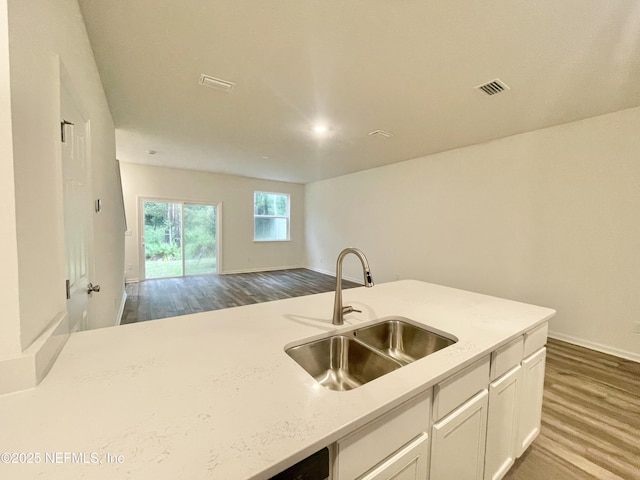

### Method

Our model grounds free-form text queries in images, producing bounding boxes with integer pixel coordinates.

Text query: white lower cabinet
[333,391,430,480]
[484,365,522,480]
[332,324,548,480]
[516,347,546,457]
[430,389,489,480]
[358,433,429,480]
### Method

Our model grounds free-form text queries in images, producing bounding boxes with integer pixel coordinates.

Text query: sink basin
[353,319,456,365]
[286,318,457,391]
[286,335,401,391]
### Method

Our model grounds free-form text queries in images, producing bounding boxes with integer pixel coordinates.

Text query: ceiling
[78,0,640,184]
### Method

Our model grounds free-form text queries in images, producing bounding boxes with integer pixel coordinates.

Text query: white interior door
[61,81,93,332]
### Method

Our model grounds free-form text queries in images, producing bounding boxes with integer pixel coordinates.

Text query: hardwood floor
[504,338,640,480]
[121,268,361,323]
[121,273,639,479]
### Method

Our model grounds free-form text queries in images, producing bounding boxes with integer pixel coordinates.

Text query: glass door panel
[143,201,183,279]
[184,204,217,275]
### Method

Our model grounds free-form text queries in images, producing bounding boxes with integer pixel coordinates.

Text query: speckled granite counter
[0,280,554,479]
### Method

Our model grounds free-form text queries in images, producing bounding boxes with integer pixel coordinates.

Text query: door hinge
[65,279,71,300]
[60,120,74,143]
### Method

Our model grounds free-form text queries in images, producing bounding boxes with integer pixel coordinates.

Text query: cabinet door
[359,433,429,480]
[484,365,522,480]
[516,347,546,457]
[431,390,488,480]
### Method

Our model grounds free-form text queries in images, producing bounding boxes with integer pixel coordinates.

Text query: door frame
[137,196,222,280]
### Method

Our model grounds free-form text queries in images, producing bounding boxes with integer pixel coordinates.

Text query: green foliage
[144,225,181,260]
[254,192,289,216]
[143,202,183,261]
[142,201,218,275]
[144,202,169,228]
[184,205,216,261]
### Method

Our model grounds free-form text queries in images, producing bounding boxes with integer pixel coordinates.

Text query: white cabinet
[516,347,546,457]
[430,390,489,480]
[489,337,523,381]
[334,391,430,480]
[333,322,548,480]
[484,365,522,480]
[433,356,490,420]
[358,434,429,480]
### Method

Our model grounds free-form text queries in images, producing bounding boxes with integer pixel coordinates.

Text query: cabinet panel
[358,433,429,480]
[490,337,523,381]
[516,347,546,457]
[433,356,490,420]
[336,390,430,480]
[523,323,548,357]
[431,389,488,480]
[485,365,522,480]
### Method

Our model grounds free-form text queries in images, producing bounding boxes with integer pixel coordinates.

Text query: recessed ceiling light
[146,150,157,155]
[313,125,329,134]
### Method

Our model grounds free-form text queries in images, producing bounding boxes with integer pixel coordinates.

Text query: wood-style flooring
[121,268,360,324]
[121,272,639,479]
[504,338,640,480]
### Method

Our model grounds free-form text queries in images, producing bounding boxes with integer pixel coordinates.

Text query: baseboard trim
[548,330,640,363]
[221,265,305,275]
[116,290,127,326]
[305,265,333,276]
[0,312,70,396]
[305,265,364,285]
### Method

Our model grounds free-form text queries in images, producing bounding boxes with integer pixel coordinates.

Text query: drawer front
[433,355,490,421]
[523,323,548,357]
[336,390,431,480]
[490,336,524,381]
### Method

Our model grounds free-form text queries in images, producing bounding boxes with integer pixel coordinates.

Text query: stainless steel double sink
[286,318,457,391]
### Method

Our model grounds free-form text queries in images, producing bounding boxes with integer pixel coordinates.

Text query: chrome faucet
[332,248,374,325]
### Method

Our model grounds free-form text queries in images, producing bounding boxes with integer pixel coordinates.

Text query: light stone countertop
[0,280,555,479]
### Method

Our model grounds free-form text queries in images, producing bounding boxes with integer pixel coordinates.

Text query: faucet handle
[342,306,361,315]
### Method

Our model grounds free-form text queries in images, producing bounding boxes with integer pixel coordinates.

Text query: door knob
[87,283,101,294]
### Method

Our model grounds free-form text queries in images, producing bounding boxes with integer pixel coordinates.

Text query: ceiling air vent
[368,129,393,138]
[475,79,510,96]
[199,74,235,92]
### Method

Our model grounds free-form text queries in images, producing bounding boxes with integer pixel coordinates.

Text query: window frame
[253,191,291,242]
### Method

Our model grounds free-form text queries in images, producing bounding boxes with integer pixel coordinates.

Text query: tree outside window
[254,192,290,241]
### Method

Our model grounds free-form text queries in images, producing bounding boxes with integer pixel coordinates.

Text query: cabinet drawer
[335,390,431,480]
[490,336,524,381]
[523,323,548,357]
[433,356,490,421]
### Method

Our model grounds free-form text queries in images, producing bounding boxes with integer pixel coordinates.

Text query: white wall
[0,0,125,394]
[0,0,21,358]
[120,163,305,280]
[306,107,640,361]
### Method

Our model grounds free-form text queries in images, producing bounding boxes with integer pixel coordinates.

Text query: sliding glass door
[184,204,217,275]
[142,200,218,279]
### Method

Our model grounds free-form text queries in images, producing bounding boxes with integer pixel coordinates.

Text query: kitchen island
[0,280,554,479]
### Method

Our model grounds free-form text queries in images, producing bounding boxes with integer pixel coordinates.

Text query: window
[254,192,290,241]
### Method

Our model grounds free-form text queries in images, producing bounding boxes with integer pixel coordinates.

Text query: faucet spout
[332,248,374,325]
